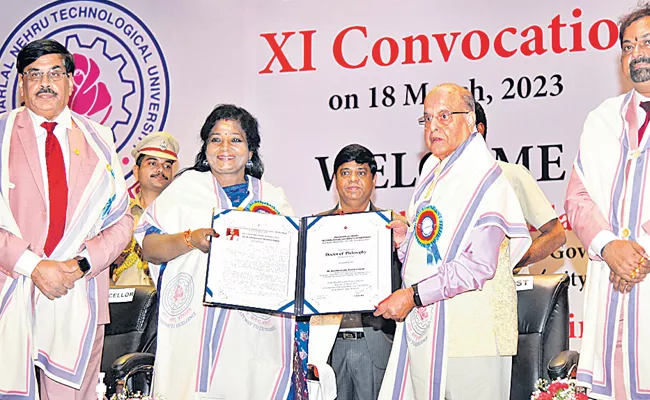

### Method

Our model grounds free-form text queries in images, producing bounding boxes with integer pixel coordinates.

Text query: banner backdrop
[0,0,639,350]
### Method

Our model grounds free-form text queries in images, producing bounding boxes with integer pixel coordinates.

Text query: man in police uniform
[111,131,180,285]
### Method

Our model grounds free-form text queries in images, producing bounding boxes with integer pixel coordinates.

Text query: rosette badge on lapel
[415,205,443,264]
[246,201,279,214]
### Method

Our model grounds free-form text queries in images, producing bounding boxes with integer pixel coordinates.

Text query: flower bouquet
[531,378,588,400]
[110,392,164,400]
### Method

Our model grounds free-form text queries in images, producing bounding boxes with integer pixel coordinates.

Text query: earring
[246,160,253,168]
[201,159,209,166]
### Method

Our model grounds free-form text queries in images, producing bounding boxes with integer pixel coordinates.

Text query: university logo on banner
[0,0,170,194]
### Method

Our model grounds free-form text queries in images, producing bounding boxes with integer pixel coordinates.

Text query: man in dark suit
[314,143,402,400]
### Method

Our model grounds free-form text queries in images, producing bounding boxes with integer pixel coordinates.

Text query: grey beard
[631,66,650,82]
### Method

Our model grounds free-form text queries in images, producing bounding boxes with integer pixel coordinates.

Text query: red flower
[575,393,589,400]
[548,381,570,395]
[535,392,553,400]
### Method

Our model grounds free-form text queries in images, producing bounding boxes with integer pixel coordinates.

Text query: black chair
[511,273,570,400]
[548,350,580,380]
[106,275,571,398]
[101,285,158,396]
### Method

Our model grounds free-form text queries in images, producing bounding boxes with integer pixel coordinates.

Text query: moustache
[631,57,650,67]
[150,173,169,180]
[36,87,58,96]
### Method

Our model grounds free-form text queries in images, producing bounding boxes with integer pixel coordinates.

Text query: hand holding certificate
[204,209,394,315]
[300,211,394,315]
[204,209,300,313]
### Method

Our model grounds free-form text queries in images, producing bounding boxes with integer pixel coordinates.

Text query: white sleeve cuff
[590,230,618,257]
[15,250,42,277]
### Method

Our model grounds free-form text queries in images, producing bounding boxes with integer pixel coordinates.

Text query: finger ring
[635,267,641,274]
[630,270,637,279]
[641,256,646,264]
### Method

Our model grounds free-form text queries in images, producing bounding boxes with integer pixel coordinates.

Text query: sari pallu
[378,133,530,400]
[0,108,128,398]
[574,91,650,399]
[135,170,295,400]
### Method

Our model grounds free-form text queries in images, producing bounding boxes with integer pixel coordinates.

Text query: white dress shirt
[14,107,74,277]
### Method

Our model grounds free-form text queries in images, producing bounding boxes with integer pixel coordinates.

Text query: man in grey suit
[317,144,402,400]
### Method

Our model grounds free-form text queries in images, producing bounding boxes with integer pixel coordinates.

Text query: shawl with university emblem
[135,170,295,400]
[378,133,530,400]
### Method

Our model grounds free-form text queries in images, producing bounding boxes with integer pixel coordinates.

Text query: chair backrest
[510,273,570,400]
[101,285,158,394]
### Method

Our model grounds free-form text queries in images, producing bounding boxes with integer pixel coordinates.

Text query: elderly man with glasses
[375,83,531,400]
[0,39,132,399]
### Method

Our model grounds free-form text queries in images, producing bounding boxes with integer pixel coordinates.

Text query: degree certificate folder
[204,208,394,316]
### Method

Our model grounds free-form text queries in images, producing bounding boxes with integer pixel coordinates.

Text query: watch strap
[76,257,91,275]
[412,283,423,307]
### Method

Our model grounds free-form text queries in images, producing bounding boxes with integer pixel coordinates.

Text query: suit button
[622,228,631,238]
[41,211,46,216]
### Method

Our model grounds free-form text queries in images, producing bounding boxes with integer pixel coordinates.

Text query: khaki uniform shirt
[112,195,153,286]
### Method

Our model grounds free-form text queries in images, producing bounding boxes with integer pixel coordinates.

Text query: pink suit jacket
[0,108,133,324]
[565,102,650,252]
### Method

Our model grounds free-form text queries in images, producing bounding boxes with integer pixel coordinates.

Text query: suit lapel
[326,202,375,215]
[14,109,46,202]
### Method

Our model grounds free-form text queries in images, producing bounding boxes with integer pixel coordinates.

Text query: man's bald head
[422,83,476,161]
[430,83,474,106]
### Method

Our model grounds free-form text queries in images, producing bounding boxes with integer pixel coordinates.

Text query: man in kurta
[0,39,132,399]
[565,5,650,399]
[111,131,179,286]
[374,83,531,400]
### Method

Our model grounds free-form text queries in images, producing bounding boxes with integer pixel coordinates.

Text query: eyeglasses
[418,111,470,127]
[22,68,68,82]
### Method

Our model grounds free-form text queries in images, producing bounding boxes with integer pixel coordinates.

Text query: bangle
[183,229,195,249]
[412,283,423,307]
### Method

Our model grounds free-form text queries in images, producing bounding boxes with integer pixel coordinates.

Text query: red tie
[41,121,68,257]
[639,101,650,145]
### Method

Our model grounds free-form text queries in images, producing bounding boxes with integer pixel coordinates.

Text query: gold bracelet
[183,229,195,249]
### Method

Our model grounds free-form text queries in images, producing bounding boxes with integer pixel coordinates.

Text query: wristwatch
[412,283,423,307]
[75,256,91,275]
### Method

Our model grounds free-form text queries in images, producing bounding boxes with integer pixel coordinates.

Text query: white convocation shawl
[135,170,295,400]
[574,90,650,399]
[0,108,128,399]
[378,133,530,400]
